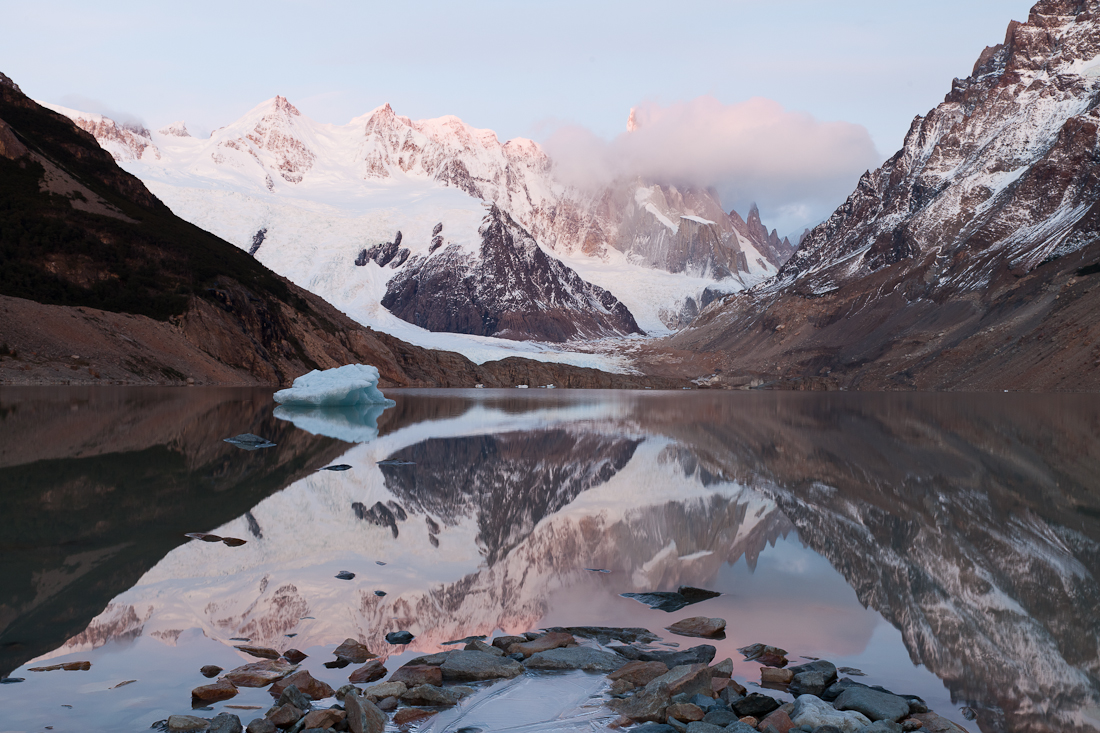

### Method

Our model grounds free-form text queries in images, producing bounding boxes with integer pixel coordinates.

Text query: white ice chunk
[273,403,389,443]
[273,364,396,407]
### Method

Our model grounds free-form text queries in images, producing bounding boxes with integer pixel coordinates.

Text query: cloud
[58,94,147,132]
[541,96,882,232]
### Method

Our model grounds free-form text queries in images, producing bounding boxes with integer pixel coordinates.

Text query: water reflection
[0,388,1097,733]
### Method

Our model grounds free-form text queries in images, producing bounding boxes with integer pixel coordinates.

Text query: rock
[709,658,733,679]
[192,678,239,704]
[223,660,298,687]
[636,645,717,668]
[300,710,345,729]
[507,631,577,657]
[608,660,670,687]
[737,643,786,660]
[524,646,624,672]
[645,664,713,699]
[405,651,454,666]
[393,708,438,726]
[390,664,442,687]
[910,712,971,732]
[464,639,503,656]
[789,694,872,733]
[373,590,386,596]
[332,638,375,663]
[344,691,386,733]
[276,684,311,712]
[701,709,738,727]
[335,684,360,700]
[607,681,671,723]
[168,716,212,732]
[282,650,308,664]
[665,617,726,639]
[385,631,415,645]
[224,434,276,450]
[335,571,355,580]
[324,658,351,669]
[788,660,837,696]
[710,677,731,695]
[376,696,399,712]
[264,703,302,727]
[491,635,527,650]
[718,681,746,706]
[723,724,756,733]
[631,726,677,733]
[269,671,334,700]
[208,713,243,733]
[348,660,386,684]
[736,718,758,729]
[620,586,721,613]
[834,687,912,722]
[609,678,636,695]
[201,665,224,678]
[246,719,276,733]
[683,723,723,733]
[442,650,524,680]
[359,681,406,701]
[731,692,780,718]
[761,667,794,684]
[859,722,904,733]
[545,627,659,644]
[666,703,705,722]
[757,708,795,733]
[400,684,465,706]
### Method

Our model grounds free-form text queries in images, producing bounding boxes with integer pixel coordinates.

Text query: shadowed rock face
[382,206,642,342]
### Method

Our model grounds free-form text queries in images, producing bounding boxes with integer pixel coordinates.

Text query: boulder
[608,682,671,723]
[200,665,223,678]
[637,645,717,668]
[645,664,713,699]
[393,708,437,726]
[465,639,504,656]
[300,709,345,729]
[507,631,577,657]
[222,660,297,687]
[245,719,275,733]
[834,687,912,722]
[400,684,465,706]
[665,617,726,639]
[701,709,738,727]
[344,691,387,733]
[911,712,972,732]
[390,664,442,687]
[761,667,793,684]
[666,703,705,722]
[235,645,281,660]
[385,631,415,645]
[349,660,386,684]
[757,708,795,733]
[608,660,670,687]
[710,658,733,678]
[405,651,454,666]
[276,684,311,712]
[491,635,528,650]
[332,638,375,663]
[789,694,872,733]
[683,723,722,733]
[859,722,904,732]
[207,713,242,733]
[524,646,623,672]
[376,696,399,712]
[192,678,239,704]
[269,671,334,700]
[788,660,837,697]
[168,716,211,732]
[282,649,308,664]
[731,692,780,718]
[441,650,523,680]
[264,704,302,727]
[359,681,406,701]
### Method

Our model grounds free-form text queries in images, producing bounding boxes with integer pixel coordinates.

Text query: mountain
[665,0,1100,390]
[0,71,678,388]
[43,95,790,353]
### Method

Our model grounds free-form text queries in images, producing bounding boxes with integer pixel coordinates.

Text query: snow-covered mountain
[42,96,790,357]
[670,0,1100,390]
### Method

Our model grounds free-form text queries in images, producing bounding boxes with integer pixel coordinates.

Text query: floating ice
[273,364,396,407]
[274,403,389,443]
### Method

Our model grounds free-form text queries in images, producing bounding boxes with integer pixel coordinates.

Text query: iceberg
[273,402,389,443]
[273,364,396,407]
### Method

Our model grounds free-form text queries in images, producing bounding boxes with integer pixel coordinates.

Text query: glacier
[272,364,396,407]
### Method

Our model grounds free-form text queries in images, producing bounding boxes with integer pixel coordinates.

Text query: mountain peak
[0,71,20,94]
[158,121,190,137]
[272,95,300,116]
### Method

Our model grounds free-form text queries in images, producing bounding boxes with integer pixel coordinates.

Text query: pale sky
[2,0,1038,235]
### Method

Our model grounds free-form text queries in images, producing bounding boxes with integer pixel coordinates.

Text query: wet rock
[761,667,793,684]
[465,639,504,656]
[224,434,276,450]
[201,665,224,678]
[442,650,523,680]
[608,681,671,723]
[701,709,737,727]
[400,684,465,706]
[737,644,788,668]
[192,678,239,704]
[300,709,345,729]
[269,671,334,700]
[376,696,399,712]
[757,708,794,733]
[491,635,527,650]
[359,681,406,701]
[276,684,311,711]
[608,660,669,687]
[902,695,929,715]
[636,645,717,668]
[834,687,911,722]
[788,660,837,696]
[731,693,780,718]
[332,638,375,663]
[168,715,212,732]
[223,660,298,687]
[282,650,308,665]
[822,677,863,702]
[665,617,726,639]
[323,658,351,669]
[646,664,713,699]
[335,571,355,580]
[667,703,705,722]
[789,694,872,733]
[508,631,578,657]
[620,586,721,613]
[265,703,302,727]
[546,627,659,644]
[344,691,386,733]
[709,658,732,679]
[235,645,282,660]
[524,646,623,672]
[208,713,243,733]
[405,651,453,666]
[385,631,415,645]
[246,719,275,733]
[394,708,437,726]
[390,664,442,687]
[348,660,386,684]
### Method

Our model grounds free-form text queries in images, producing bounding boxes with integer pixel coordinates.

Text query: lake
[0,387,1097,733]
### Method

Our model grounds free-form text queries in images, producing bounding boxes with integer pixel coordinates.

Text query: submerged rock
[282,649,307,664]
[191,678,239,704]
[335,570,355,580]
[621,586,721,613]
[234,645,280,660]
[200,665,223,678]
[322,464,353,471]
[222,434,276,450]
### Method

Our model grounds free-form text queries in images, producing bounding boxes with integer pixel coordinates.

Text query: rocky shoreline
[159,621,970,733]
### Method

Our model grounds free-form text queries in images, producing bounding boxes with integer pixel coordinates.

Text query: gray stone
[789,694,872,733]
[334,684,359,701]
[701,709,737,726]
[523,646,623,672]
[710,658,733,678]
[208,713,243,733]
[277,685,311,712]
[405,651,454,666]
[631,726,677,733]
[245,720,275,733]
[856,722,903,733]
[375,696,398,712]
[684,723,723,733]
[344,692,386,733]
[465,639,504,656]
[834,688,911,723]
[731,692,780,718]
[400,684,464,707]
[607,681,671,722]
[788,661,838,697]
[667,718,688,733]
[168,716,211,732]
[812,727,843,733]
[718,685,744,706]
[441,650,523,681]
[689,693,716,709]
[723,724,757,733]
[385,631,414,645]
[637,645,717,668]
[823,677,864,702]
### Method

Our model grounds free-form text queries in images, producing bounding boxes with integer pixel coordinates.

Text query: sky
[2,0,1038,236]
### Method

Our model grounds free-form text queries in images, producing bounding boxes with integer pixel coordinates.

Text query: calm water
[0,387,1098,733]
